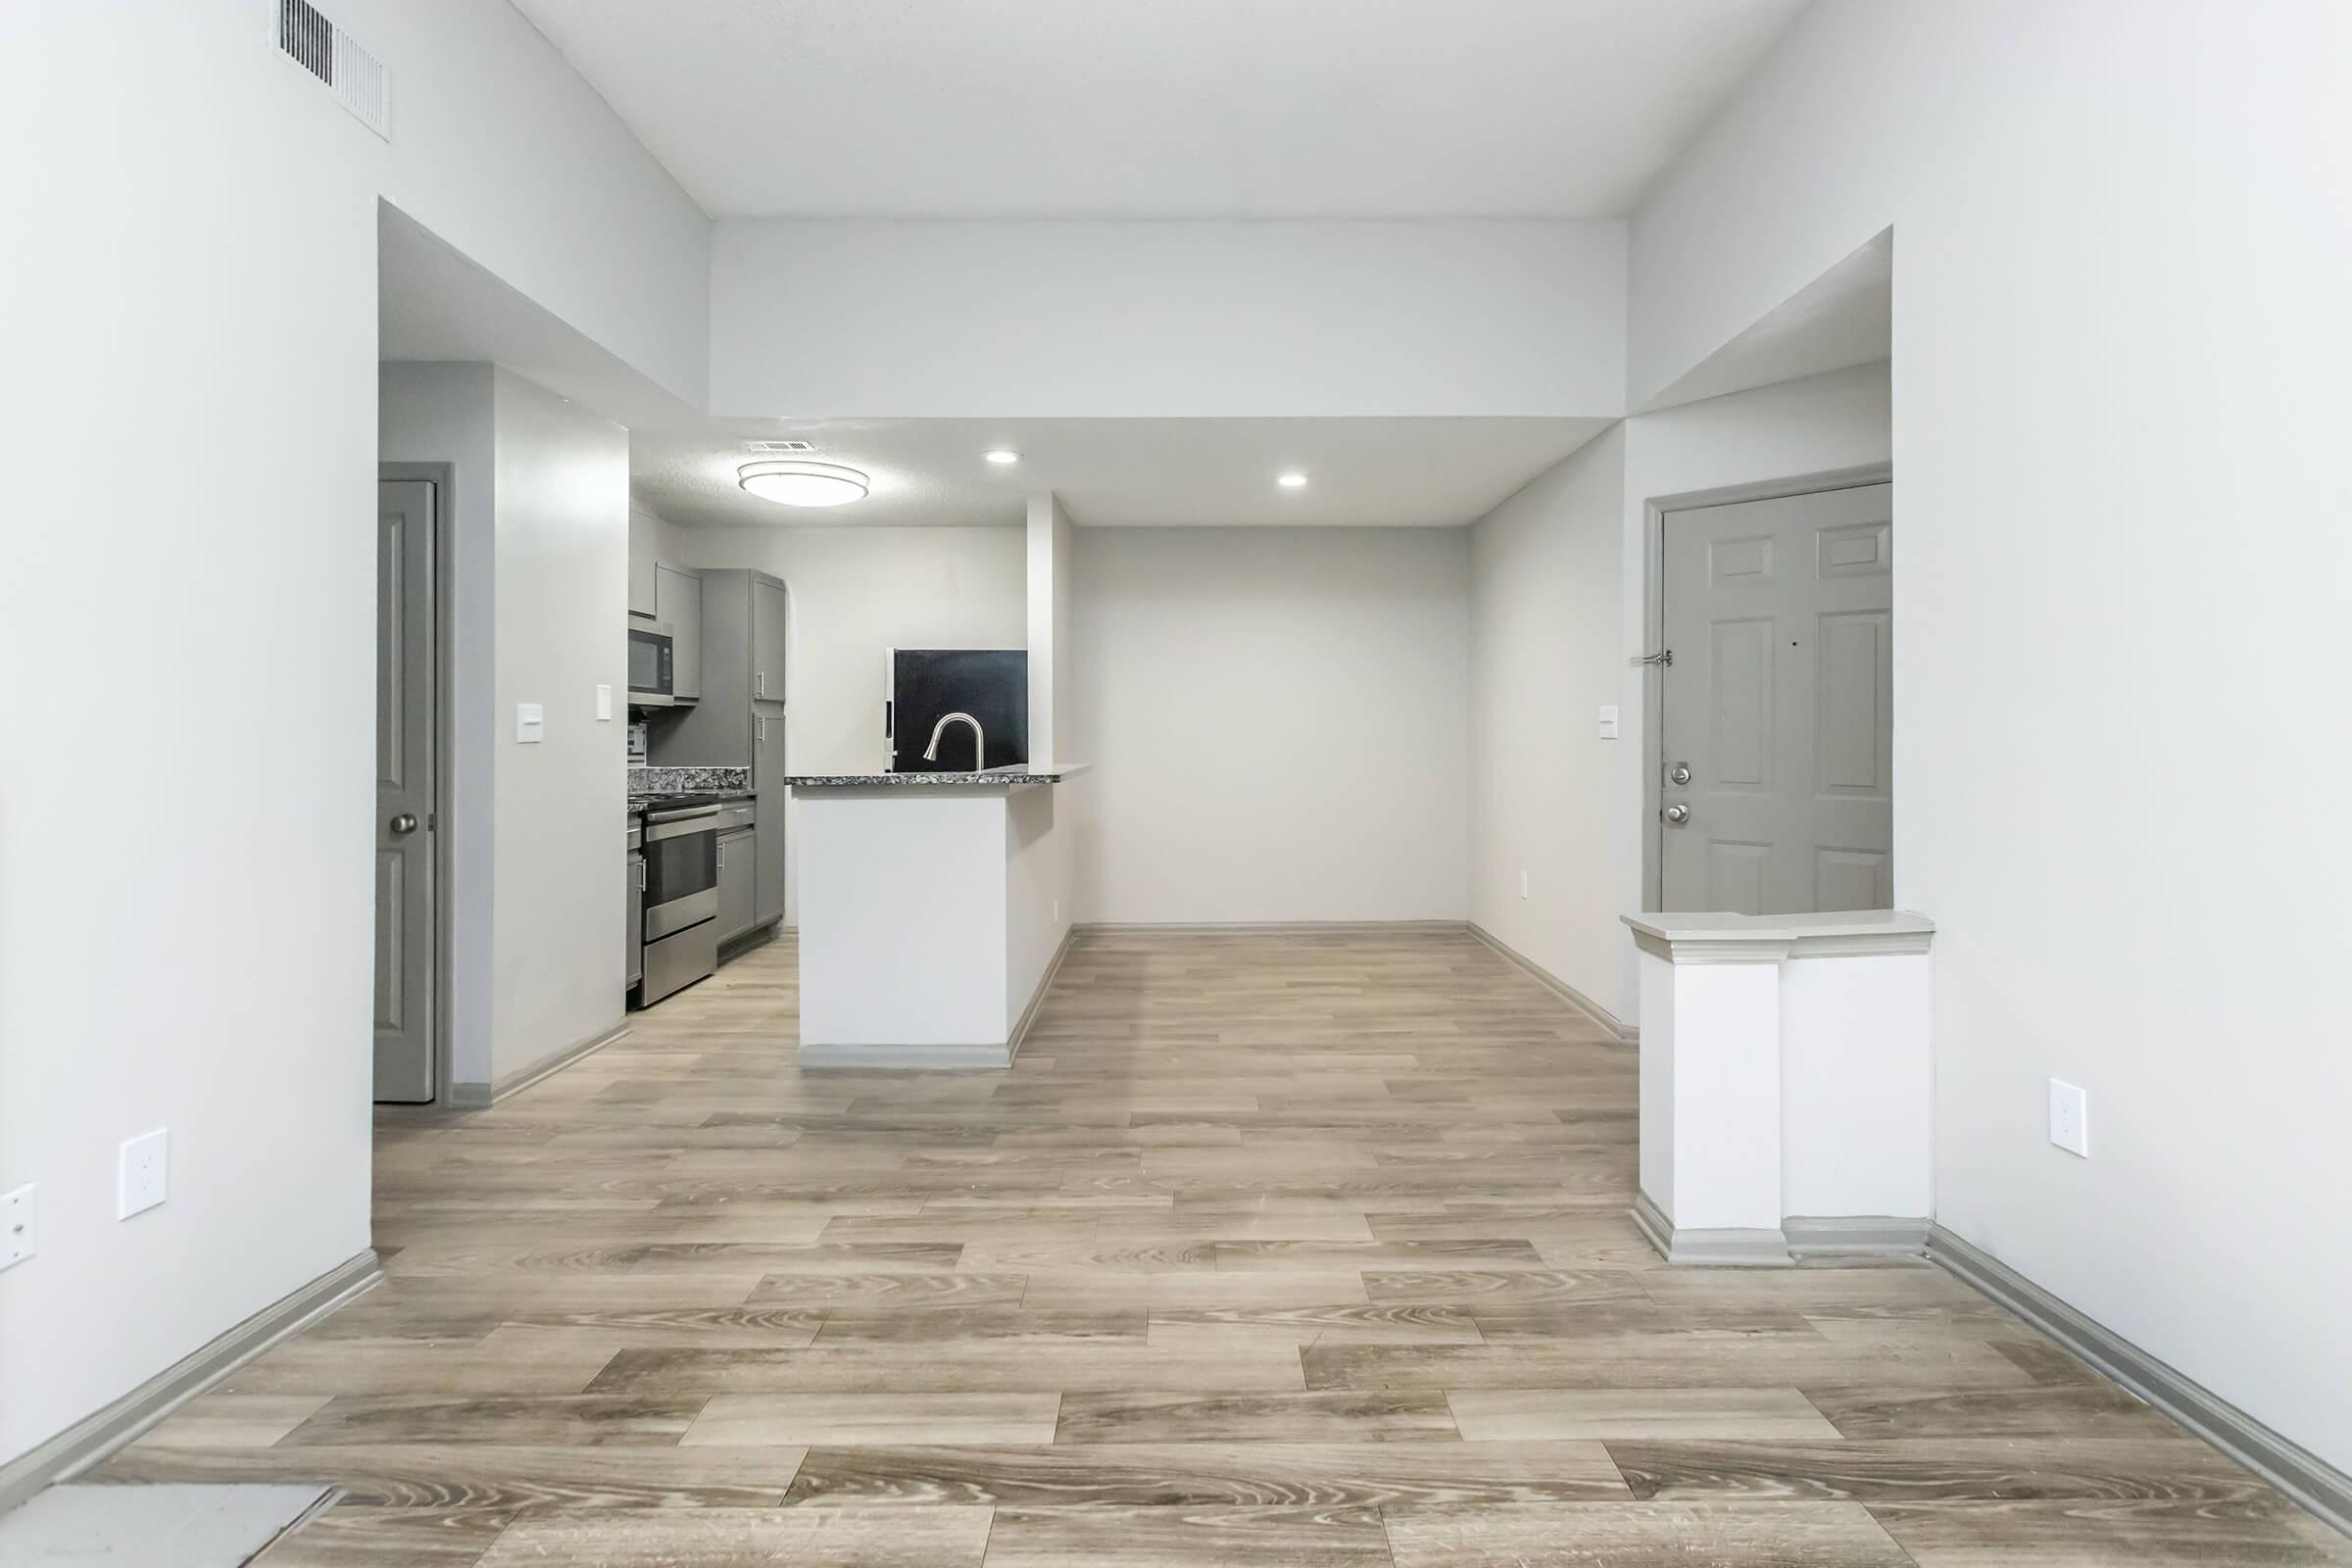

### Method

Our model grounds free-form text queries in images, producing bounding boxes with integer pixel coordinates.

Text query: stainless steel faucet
[922,710,985,769]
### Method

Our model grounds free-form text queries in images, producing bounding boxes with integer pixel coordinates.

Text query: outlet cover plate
[2048,1079,2088,1157]
[120,1128,169,1218]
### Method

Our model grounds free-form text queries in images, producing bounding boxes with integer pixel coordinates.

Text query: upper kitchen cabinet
[649,567,786,767]
[627,507,661,618]
[655,563,702,702]
[753,577,789,705]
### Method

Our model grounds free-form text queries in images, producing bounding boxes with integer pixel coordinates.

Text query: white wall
[1468,366,1890,1025]
[0,4,377,1471]
[350,0,711,404]
[710,220,1625,417]
[487,369,630,1082]
[1026,495,1077,762]
[1469,426,1630,1018]
[378,364,498,1086]
[1634,0,2352,1468]
[378,367,630,1090]
[664,525,1029,922]
[0,3,707,1471]
[1074,527,1471,924]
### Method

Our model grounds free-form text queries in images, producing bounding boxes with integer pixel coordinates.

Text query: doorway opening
[1641,465,1893,914]
[374,465,453,1102]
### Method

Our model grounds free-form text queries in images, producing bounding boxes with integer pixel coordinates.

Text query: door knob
[389,813,419,836]
[1663,804,1690,825]
[1668,762,1692,786]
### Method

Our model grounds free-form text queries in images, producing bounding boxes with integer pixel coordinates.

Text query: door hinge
[1631,649,1673,667]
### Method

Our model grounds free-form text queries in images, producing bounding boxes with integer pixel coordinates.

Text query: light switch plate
[1597,706,1620,740]
[0,1184,33,1269]
[2048,1079,2088,1157]
[515,703,545,743]
[595,684,613,721]
[119,1129,169,1218]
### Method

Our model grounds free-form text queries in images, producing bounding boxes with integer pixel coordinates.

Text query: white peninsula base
[789,765,1085,1069]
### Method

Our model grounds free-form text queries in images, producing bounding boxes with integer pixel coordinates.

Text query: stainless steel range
[635,797,720,1004]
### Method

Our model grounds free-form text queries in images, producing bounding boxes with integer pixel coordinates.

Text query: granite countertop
[783,762,1090,788]
[628,764,752,802]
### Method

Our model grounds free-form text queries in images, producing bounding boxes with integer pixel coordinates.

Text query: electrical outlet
[2048,1080,2088,1157]
[119,1129,169,1219]
[0,1185,33,1270]
[1519,869,1530,900]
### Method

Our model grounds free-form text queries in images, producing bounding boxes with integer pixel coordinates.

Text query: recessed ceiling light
[739,461,869,508]
[1277,472,1308,489]
[984,449,1021,466]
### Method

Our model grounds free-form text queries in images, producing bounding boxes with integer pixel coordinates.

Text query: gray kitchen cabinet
[752,577,789,703]
[655,563,702,701]
[649,568,783,768]
[754,710,787,926]
[627,509,660,618]
[717,827,756,945]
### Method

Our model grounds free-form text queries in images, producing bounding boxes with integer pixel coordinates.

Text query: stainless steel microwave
[627,619,677,706]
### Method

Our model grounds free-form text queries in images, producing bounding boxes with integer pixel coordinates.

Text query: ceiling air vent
[276,0,392,141]
[745,440,817,455]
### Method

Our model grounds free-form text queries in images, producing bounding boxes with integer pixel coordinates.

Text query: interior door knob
[1663,804,1690,825]
[389,813,419,836]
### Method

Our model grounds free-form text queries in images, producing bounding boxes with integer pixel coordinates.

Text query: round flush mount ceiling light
[1277,471,1309,489]
[738,461,869,508]
[984,449,1021,466]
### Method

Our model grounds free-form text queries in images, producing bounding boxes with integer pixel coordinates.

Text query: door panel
[1707,841,1771,915]
[375,479,436,1102]
[1659,481,1893,914]
[1709,618,1774,787]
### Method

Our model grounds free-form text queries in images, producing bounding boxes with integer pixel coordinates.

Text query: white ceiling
[511,0,1811,219]
[631,416,1614,529]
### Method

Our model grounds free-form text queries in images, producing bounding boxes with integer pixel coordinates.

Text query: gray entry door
[1658,481,1892,914]
[375,479,438,1102]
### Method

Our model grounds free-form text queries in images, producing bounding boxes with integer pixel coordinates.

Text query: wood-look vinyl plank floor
[92,930,2347,1566]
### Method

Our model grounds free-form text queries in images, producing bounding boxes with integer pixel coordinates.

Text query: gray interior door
[375,479,437,1102]
[1658,481,1892,914]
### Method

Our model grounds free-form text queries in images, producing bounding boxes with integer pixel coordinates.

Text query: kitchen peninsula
[785,763,1089,1068]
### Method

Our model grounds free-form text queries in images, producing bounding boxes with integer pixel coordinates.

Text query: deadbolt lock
[1668,762,1692,786]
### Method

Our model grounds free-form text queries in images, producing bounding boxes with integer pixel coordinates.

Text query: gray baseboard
[0,1249,380,1512]
[719,917,783,962]
[1929,1225,2352,1541]
[1466,922,1638,1044]
[1079,920,1470,936]
[1785,1214,1929,1257]
[448,1019,629,1109]
[1631,1190,1792,1268]
[796,1042,1013,1071]
[1007,924,1078,1064]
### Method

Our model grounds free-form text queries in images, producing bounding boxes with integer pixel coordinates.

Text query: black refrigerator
[886,649,1028,771]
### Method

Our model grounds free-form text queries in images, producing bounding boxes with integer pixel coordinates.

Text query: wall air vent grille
[746,440,818,455]
[275,0,393,141]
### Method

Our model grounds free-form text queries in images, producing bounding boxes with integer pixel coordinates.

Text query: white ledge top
[1622,908,1935,961]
